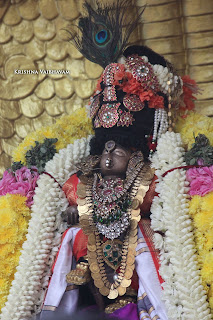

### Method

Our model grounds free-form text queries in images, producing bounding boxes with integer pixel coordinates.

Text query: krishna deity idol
[39,2,202,319]
[1,2,212,320]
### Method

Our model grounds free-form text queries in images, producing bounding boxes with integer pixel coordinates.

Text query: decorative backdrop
[0,0,213,176]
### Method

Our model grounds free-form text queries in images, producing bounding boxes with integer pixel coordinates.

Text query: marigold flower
[205,231,213,251]
[175,112,213,150]
[194,211,212,232]
[12,108,93,163]
[0,208,17,228]
[179,75,198,112]
[0,226,19,245]
[0,278,9,295]
[188,189,213,313]
[122,73,143,95]
[0,261,14,278]
[201,192,213,212]
[188,195,201,216]
[201,252,213,283]
[139,90,153,102]
[0,243,15,258]
[0,194,30,311]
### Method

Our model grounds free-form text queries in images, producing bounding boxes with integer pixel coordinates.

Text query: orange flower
[149,95,165,109]
[122,73,143,95]
[180,75,199,112]
[139,90,154,102]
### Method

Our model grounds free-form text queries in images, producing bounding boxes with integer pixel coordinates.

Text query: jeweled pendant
[90,95,100,118]
[117,111,134,127]
[98,103,120,128]
[102,240,123,270]
[123,94,144,112]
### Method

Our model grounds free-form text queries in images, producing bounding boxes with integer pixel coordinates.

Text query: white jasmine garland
[150,131,211,320]
[1,136,92,320]
[152,64,180,94]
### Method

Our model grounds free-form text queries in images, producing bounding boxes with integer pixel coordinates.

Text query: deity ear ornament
[76,155,101,183]
[126,151,144,180]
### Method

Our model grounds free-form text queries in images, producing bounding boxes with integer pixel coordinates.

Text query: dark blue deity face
[100,141,131,178]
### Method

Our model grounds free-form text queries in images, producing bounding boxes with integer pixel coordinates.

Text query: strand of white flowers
[0,136,92,320]
[152,64,180,94]
[0,176,66,320]
[150,132,211,320]
[37,135,92,311]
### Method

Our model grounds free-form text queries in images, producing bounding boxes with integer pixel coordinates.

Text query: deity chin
[100,164,129,179]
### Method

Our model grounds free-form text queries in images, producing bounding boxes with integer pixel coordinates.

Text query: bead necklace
[91,159,144,239]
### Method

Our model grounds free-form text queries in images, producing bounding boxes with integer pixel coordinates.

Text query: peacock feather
[68,0,145,68]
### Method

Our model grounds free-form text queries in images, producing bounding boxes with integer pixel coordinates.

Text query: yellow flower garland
[13,108,93,164]
[188,193,213,311]
[0,194,30,312]
[175,112,213,149]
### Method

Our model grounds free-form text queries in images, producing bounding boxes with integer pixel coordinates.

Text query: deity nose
[105,154,113,167]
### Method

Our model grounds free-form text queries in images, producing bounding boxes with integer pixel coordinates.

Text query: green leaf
[190,158,196,165]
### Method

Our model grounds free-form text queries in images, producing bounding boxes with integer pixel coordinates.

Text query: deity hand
[62,205,79,226]
[66,261,91,285]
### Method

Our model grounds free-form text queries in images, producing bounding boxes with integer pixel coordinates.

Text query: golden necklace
[77,163,154,299]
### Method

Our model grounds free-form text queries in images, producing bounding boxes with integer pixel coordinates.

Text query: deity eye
[114,149,126,157]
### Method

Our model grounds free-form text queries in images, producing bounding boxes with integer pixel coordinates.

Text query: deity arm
[62,205,79,226]
[62,173,89,262]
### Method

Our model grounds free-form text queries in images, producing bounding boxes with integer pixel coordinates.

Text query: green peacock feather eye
[93,24,111,46]
[95,30,108,44]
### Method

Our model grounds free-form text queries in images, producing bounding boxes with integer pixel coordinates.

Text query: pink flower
[186,166,213,196]
[0,167,39,207]
[0,171,16,194]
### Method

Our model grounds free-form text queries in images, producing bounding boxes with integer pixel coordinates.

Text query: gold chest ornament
[77,163,154,299]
